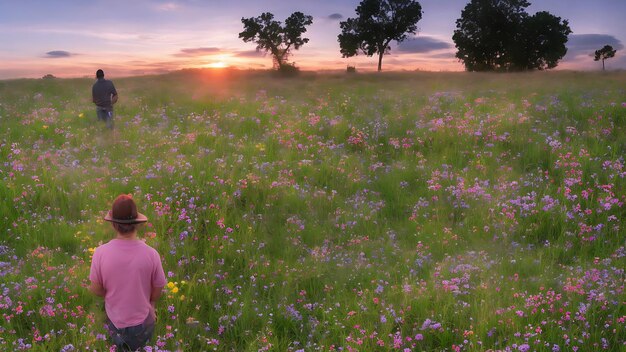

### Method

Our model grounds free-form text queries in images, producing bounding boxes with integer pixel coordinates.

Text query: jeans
[96,107,114,130]
[105,314,155,351]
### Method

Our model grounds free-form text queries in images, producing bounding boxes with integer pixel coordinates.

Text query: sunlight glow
[205,61,229,68]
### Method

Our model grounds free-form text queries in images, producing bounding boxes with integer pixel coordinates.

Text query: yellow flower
[179,295,185,301]
[43,125,48,129]
[171,287,179,293]
[79,113,84,118]
[167,282,175,289]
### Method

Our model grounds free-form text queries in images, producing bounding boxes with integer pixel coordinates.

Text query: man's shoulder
[141,241,160,253]
[95,240,114,250]
[139,241,162,259]
[105,79,116,90]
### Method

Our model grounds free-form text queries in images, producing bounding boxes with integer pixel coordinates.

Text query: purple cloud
[234,50,265,58]
[566,34,623,57]
[175,47,222,57]
[397,37,452,53]
[328,13,343,20]
[45,50,73,58]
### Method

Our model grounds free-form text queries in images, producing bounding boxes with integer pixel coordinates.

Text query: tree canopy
[452,0,571,71]
[594,45,617,71]
[239,12,313,71]
[338,0,423,71]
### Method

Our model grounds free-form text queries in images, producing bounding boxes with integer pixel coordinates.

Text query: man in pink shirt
[90,194,167,351]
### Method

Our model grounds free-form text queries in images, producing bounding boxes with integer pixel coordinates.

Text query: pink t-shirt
[89,239,167,328]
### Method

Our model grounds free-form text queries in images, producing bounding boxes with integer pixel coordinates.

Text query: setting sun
[205,61,229,69]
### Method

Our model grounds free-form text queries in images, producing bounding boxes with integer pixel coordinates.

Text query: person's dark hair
[112,222,138,234]
[96,69,104,79]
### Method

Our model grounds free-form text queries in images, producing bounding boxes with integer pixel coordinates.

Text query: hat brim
[104,211,148,224]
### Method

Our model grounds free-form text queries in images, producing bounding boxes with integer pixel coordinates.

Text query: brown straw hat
[104,194,148,224]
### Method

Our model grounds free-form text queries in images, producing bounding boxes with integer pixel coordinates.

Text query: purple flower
[61,344,75,352]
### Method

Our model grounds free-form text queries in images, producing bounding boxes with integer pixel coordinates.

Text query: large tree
[594,45,617,71]
[239,12,313,70]
[338,0,423,72]
[452,0,571,71]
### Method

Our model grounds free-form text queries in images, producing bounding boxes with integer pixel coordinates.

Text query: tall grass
[0,70,624,351]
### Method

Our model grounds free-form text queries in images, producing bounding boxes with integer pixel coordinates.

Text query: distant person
[92,69,118,129]
[89,194,166,351]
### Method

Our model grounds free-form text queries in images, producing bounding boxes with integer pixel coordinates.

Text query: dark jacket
[92,78,118,108]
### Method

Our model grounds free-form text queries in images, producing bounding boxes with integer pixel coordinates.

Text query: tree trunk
[602,58,605,71]
[378,52,383,72]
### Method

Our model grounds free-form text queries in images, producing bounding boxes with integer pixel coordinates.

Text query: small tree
[594,45,617,71]
[239,12,313,71]
[338,0,423,72]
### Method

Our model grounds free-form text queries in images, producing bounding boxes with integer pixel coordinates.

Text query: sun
[205,61,229,69]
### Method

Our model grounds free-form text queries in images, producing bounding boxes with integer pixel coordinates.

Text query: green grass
[0,70,624,351]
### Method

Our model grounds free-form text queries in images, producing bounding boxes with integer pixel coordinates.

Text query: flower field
[0,70,624,351]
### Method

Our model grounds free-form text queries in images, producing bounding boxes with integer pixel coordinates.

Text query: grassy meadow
[0,70,625,351]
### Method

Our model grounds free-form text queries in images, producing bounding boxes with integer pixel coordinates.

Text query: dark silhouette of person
[92,69,118,129]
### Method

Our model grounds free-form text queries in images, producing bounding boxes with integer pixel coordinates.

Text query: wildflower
[61,344,75,352]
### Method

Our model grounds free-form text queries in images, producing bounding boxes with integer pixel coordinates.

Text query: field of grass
[0,70,625,351]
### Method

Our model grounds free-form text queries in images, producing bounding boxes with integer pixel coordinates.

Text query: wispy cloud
[175,47,222,57]
[426,52,457,59]
[155,2,181,11]
[45,50,74,58]
[396,36,453,53]
[233,50,265,58]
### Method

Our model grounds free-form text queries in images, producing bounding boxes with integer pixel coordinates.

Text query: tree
[594,45,617,71]
[239,12,313,71]
[338,0,423,72]
[452,0,571,71]
[513,11,571,70]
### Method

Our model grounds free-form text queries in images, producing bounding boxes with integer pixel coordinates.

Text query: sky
[0,0,625,79]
